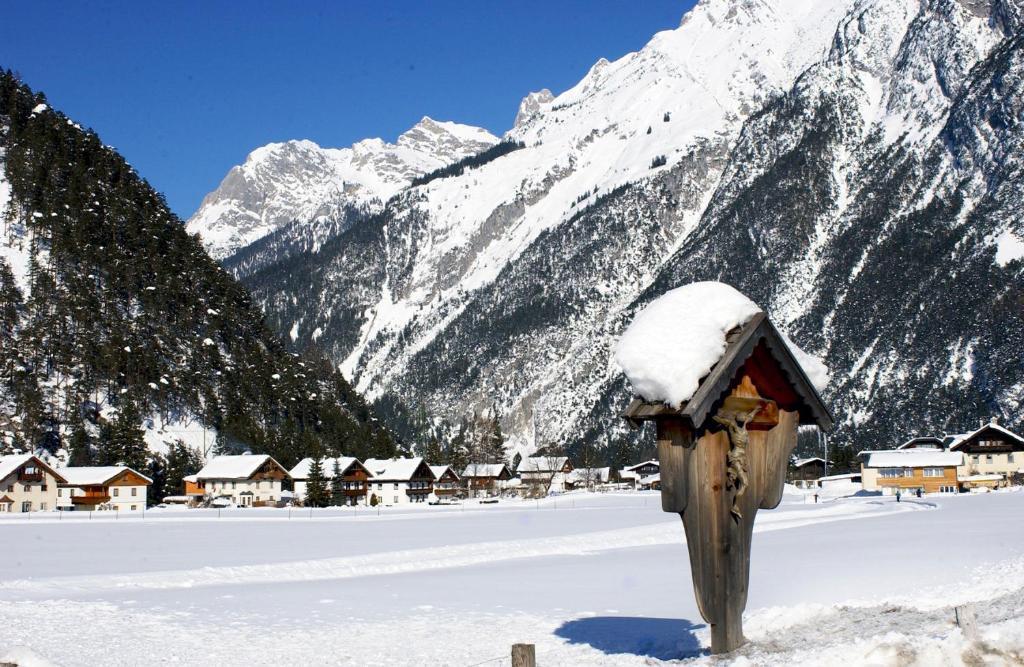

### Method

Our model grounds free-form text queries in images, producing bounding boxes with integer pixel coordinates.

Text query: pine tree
[422,431,443,465]
[305,455,329,508]
[164,440,203,497]
[330,458,344,506]
[67,420,95,466]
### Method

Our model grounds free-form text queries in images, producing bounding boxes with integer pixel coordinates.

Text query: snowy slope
[186,117,498,259]
[208,0,1022,458]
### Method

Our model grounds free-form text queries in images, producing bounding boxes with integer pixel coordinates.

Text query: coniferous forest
[0,70,396,485]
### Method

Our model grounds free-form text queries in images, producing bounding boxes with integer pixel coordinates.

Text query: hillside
[0,71,395,485]
[193,0,1024,462]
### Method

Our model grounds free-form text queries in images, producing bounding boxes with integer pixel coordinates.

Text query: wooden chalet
[788,457,826,488]
[618,460,659,486]
[949,422,1024,486]
[461,462,513,496]
[860,450,962,494]
[195,454,291,507]
[290,457,372,506]
[622,310,832,653]
[429,465,462,499]
[0,454,67,513]
[57,466,153,511]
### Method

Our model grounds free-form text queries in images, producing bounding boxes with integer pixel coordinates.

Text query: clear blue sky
[0,1,694,218]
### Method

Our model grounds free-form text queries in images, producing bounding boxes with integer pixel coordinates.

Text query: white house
[618,460,660,487]
[517,456,574,493]
[289,457,371,506]
[428,464,461,500]
[364,457,435,505]
[0,454,65,513]
[567,466,610,489]
[195,454,291,507]
[56,466,152,511]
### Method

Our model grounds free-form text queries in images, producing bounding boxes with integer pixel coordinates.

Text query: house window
[880,468,903,479]
[972,455,980,463]
[131,505,137,511]
[131,488,137,497]
[232,481,237,489]
[23,485,30,492]
[41,484,47,491]
[393,496,399,504]
[113,488,120,497]
[985,454,994,463]
[57,488,63,497]
[393,482,398,489]
[40,502,47,510]
[923,468,943,478]
[21,501,31,512]
[1010,454,1016,464]
[6,485,11,492]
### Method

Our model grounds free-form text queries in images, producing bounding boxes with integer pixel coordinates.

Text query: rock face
[195,0,1024,459]
[186,118,498,260]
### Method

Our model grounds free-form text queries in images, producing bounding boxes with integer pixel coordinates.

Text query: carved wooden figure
[624,313,832,654]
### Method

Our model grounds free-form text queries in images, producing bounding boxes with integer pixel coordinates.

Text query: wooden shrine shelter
[623,311,832,654]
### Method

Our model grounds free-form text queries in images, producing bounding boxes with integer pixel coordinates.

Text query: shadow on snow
[554,616,706,660]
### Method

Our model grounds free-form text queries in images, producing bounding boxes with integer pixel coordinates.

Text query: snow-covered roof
[897,436,944,450]
[183,474,198,483]
[624,460,659,472]
[619,470,639,481]
[429,465,459,481]
[640,473,661,485]
[948,423,1024,451]
[196,454,287,481]
[517,457,569,473]
[57,466,152,486]
[958,473,1004,482]
[793,457,826,468]
[0,454,65,483]
[865,450,963,468]
[364,457,432,481]
[289,457,361,480]
[462,463,509,478]
[817,473,861,482]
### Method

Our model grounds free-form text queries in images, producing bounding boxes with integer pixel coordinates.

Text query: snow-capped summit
[513,89,554,129]
[186,118,497,259]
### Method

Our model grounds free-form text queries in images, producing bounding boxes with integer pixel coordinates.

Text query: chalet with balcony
[429,465,461,499]
[364,457,435,505]
[56,466,152,511]
[195,454,291,507]
[0,454,65,513]
[462,462,513,496]
[290,457,371,506]
[517,456,574,493]
[618,460,660,486]
[948,422,1024,488]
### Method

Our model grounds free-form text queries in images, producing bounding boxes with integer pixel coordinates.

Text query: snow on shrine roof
[865,450,963,468]
[462,463,507,477]
[364,457,432,481]
[0,454,66,484]
[517,457,568,473]
[290,457,361,480]
[57,466,152,486]
[197,454,286,481]
[616,282,763,406]
[429,465,459,480]
[793,457,826,468]
[948,423,1024,450]
[618,283,833,430]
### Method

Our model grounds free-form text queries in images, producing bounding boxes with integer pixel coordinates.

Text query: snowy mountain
[186,118,498,260]
[200,0,1024,460]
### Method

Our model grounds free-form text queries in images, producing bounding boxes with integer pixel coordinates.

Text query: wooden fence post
[511,643,535,667]
[955,604,979,641]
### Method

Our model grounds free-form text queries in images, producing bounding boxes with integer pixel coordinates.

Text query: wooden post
[656,382,797,655]
[511,643,535,667]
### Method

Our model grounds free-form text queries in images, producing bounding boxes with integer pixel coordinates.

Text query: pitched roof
[289,457,363,480]
[624,460,659,472]
[363,457,433,481]
[517,457,569,473]
[623,312,833,430]
[0,454,67,484]
[196,454,288,481]
[640,472,661,486]
[897,436,945,450]
[57,466,153,486]
[568,467,610,483]
[793,457,826,468]
[462,463,510,478]
[948,423,1024,451]
[429,465,460,481]
[865,450,963,468]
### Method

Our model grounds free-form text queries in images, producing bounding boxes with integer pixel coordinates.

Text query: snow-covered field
[1,491,1022,666]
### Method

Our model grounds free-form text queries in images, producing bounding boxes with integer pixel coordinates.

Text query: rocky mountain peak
[513,90,554,130]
